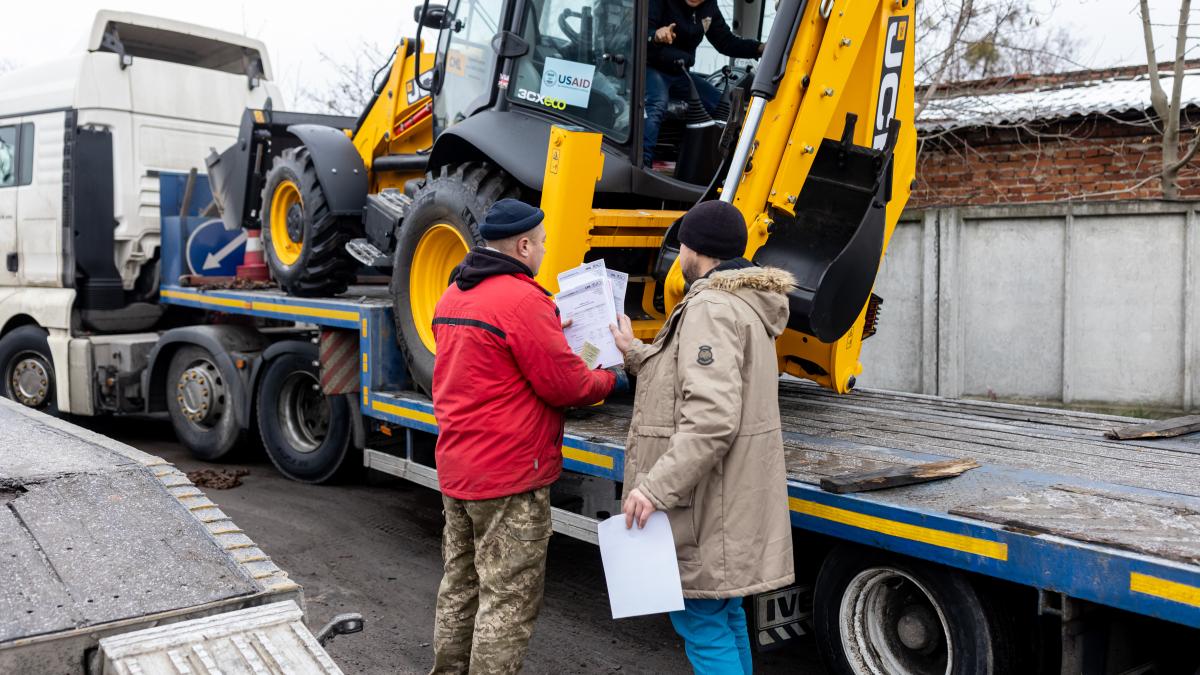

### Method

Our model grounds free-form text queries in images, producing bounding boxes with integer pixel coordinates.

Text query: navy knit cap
[678,200,748,260]
[479,199,544,240]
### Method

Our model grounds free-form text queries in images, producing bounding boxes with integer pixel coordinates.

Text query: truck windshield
[506,0,635,143]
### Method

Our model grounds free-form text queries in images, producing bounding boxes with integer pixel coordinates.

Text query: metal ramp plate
[99,600,341,675]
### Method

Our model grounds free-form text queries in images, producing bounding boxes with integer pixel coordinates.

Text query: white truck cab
[0,11,280,413]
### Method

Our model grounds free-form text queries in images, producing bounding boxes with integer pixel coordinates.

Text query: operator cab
[421,0,774,200]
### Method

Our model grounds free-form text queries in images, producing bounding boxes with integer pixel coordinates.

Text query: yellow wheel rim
[269,179,304,266]
[410,223,469,354]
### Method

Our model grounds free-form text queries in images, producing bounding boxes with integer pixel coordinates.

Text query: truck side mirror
[414,4,453,30]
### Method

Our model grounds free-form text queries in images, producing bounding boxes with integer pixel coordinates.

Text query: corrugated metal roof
[917,69,1200,132]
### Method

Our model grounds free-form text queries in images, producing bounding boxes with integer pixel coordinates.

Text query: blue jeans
[643,67,722,164]
[669,598,753,674]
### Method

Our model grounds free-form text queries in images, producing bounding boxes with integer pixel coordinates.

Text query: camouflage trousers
[431,487,552,675]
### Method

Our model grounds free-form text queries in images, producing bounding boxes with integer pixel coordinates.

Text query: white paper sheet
[555,278,623,369]
[606,269,628,313]
[597,512,685,619]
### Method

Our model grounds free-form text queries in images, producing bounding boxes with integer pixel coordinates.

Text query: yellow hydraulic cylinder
[536,126,605,293]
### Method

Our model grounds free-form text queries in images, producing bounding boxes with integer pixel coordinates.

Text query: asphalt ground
[79,416,825,675]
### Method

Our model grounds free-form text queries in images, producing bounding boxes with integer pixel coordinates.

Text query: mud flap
[751,584,813,651]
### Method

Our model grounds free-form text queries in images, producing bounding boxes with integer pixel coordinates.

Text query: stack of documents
[556,260,628,369]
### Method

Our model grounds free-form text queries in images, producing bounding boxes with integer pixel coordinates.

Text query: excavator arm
[667,0,916,393]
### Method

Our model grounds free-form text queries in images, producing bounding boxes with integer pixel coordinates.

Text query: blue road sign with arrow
[186,219,247,276]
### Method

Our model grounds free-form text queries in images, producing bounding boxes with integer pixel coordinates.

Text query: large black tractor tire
[166,346,245,461]
[256,348,354,484]
[814,544,1018,675]
[390,163,520,395]
[0,325,57,412]
[261,146,360,297]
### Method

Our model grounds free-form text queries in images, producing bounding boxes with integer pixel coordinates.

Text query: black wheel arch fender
[428,110,635,196]
[144,326,269,429]
[285,124,368,217]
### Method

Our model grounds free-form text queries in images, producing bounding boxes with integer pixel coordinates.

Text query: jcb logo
[516,88,567,111]
[873,16,908,150]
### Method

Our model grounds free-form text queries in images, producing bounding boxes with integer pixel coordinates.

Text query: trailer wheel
[166,346,243,460]
[814,545,1014,675]
[0,325,56,412]
[390,163,519,394]
[257,351,353,483]
[261,146,359,297]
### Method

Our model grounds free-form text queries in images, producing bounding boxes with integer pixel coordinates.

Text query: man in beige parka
[610,200,795,674]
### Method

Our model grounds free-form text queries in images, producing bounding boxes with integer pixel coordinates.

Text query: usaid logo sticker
[539,57,596,109]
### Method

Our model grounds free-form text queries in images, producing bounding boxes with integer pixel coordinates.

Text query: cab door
[432,0,507,131]
[0,122,25,286]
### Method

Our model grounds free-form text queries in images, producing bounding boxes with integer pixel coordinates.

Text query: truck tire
[257,350,353,483]
[390,163,520,394]
[0,325,56,412]
[814,544,1015,675]
[166,346,244,460]
[261,146,359,297]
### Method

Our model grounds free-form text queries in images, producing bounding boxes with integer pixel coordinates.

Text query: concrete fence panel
[858,201,1200,411]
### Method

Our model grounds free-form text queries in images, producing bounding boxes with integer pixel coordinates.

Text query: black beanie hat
[479,199,544,240]
[678,201,748,260]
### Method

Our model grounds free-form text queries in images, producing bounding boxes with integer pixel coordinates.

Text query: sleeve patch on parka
[697,345,714,366]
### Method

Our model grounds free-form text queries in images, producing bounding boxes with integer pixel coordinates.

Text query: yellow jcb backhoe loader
[207,0,915,396]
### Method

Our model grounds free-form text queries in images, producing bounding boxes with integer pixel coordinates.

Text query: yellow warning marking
[160,288,252,310]
[251,301,359,323]
[1131,573,1200,608]
[789,498,1009,561]
[372,399,438,426]
[563,446,615,470]
[362,353,368,373]
[362,387,368,406]
[362,318,368,333]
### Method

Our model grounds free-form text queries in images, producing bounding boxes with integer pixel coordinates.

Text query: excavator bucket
[752,113,899,342]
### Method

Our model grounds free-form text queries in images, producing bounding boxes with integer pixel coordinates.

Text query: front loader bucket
[753,114,898,343]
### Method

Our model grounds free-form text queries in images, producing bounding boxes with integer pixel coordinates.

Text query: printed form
[556,260,628,369]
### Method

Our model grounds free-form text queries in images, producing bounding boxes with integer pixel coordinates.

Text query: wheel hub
[286,203,304,243]
[839,567,952,675]
[9,354,49,407]
[176,360,226,428]
[897,606,938,652]
[278,371,329,454]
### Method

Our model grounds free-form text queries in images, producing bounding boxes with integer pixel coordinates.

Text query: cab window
[435,0,506,129]
[0,123,33,188]
[507,0,635,143]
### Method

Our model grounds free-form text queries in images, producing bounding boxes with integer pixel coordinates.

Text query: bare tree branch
[1139,0,1170,120]
[916,0,974,117]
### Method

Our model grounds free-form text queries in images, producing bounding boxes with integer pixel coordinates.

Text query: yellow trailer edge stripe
[1131,573,1200,608]
[370,399,615,470]
[160,289,252,310]
[372,399,438,426]
[251,301,360,323]
[790,497,1008,561]
[563,447,615,470]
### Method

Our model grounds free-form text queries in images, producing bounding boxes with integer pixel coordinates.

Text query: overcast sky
[0,1,1193,111]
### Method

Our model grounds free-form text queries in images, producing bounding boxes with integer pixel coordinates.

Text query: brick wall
[910,113,1200,208]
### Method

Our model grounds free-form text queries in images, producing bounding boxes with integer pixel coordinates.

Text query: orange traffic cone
[237,229,270,281]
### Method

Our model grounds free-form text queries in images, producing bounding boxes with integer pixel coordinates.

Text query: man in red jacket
[429,199,625,674]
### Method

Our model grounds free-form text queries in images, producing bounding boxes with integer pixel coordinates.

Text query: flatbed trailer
[158,281,1200,672]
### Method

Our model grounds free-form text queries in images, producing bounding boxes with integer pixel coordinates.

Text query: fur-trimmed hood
[691,266,795,338]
